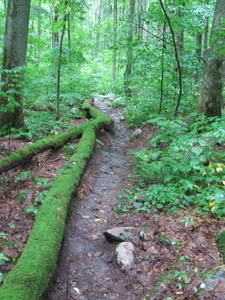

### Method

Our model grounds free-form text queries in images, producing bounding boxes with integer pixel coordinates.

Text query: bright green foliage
[120,114,225,218]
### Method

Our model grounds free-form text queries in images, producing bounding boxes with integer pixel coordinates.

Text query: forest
[0,0,225,299]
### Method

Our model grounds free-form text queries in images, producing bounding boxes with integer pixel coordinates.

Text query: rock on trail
[45,96,140,300]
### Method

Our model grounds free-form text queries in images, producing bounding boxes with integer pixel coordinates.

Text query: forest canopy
[0,0,224,134]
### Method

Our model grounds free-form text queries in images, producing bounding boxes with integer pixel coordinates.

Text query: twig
[183,228,215,260]
[48,156,61,163]
[66,279,70,300]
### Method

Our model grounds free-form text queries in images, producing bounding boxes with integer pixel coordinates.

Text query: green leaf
[191,146,202,156]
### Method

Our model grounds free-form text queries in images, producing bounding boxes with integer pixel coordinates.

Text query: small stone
[130,129,143,140]
[116,242,135,270]
[70,107,78,114]
[135,194,147,202]
[104,227,135,243]
[94,251,103,257]
[13,214,20,221]
[133,202,142,209]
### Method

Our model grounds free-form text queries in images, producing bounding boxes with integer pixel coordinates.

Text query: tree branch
[159,0,182,117]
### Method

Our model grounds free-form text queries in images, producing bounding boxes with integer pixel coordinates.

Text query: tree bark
[0,0,31,131]
[199,0,225,117]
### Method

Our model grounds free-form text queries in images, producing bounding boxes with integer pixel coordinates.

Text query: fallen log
[0,104,114,299]
[0,102,113,174]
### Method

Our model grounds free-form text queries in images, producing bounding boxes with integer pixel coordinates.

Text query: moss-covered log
[0,104,113,174]
[0,105,113,299]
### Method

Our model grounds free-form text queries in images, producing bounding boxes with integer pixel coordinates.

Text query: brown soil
[0,97,225,300]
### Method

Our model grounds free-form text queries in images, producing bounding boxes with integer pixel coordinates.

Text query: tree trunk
[203,0,209,59]
[67,12,72,63]
[56,15,67,120]
[112,0,117,81]
[199,0,225,117]
[159,0,182,117]
[52,4,59,48]
[95,0,102,58]
[124,0,135,97]
[0,0,31,132]
[194,32,202,83]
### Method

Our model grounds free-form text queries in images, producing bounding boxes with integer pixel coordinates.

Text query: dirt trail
[45,97,139,300]
[44,97,225,300]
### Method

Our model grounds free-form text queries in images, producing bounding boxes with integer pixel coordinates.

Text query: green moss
[0,105,112,299]
[0,106,113,174]
[217,231,225,262]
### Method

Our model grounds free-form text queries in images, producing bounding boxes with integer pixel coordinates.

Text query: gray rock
[130,129,143,140]
[135,194,147,202]
[200,269,225,291]
[104,227,135,243]
[116,242,135,270]
[70,107,78,114]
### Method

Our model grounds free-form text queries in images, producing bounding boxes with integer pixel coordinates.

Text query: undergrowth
[118,113,225,218]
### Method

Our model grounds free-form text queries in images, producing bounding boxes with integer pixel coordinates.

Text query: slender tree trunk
[199,0,225,117]
[95,0,102,58]
[67,12,72,63]
[159,23,166,114]
[203,0,209,59]
[56,16,67,120]
[4,0,7,13]
[177,2,185,75]
[112,0,117,81]
[0,0,31,131]
[52,4,59,48]
[137,0,143,38]
[37,0,42,62]
[124,0,135,97]
[195,33,202,83]
[159,0,182,117]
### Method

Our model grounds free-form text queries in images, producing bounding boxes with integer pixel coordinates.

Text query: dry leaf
[94,218,102,222]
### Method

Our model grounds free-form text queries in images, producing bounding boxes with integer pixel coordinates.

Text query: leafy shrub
[124,114,225,217]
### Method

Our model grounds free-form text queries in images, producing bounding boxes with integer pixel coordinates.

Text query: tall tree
[56,0,69,120]
[199,0,225,117]
[52,3,60,48]
[0,0,31,131]
[124,0,135,97]
[95,0,102,58]
[112,0,117,81]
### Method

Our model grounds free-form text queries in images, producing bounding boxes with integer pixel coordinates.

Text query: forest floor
[0,96,225,299]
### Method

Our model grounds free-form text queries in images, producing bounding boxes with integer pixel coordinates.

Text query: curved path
[45,97,139,300]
